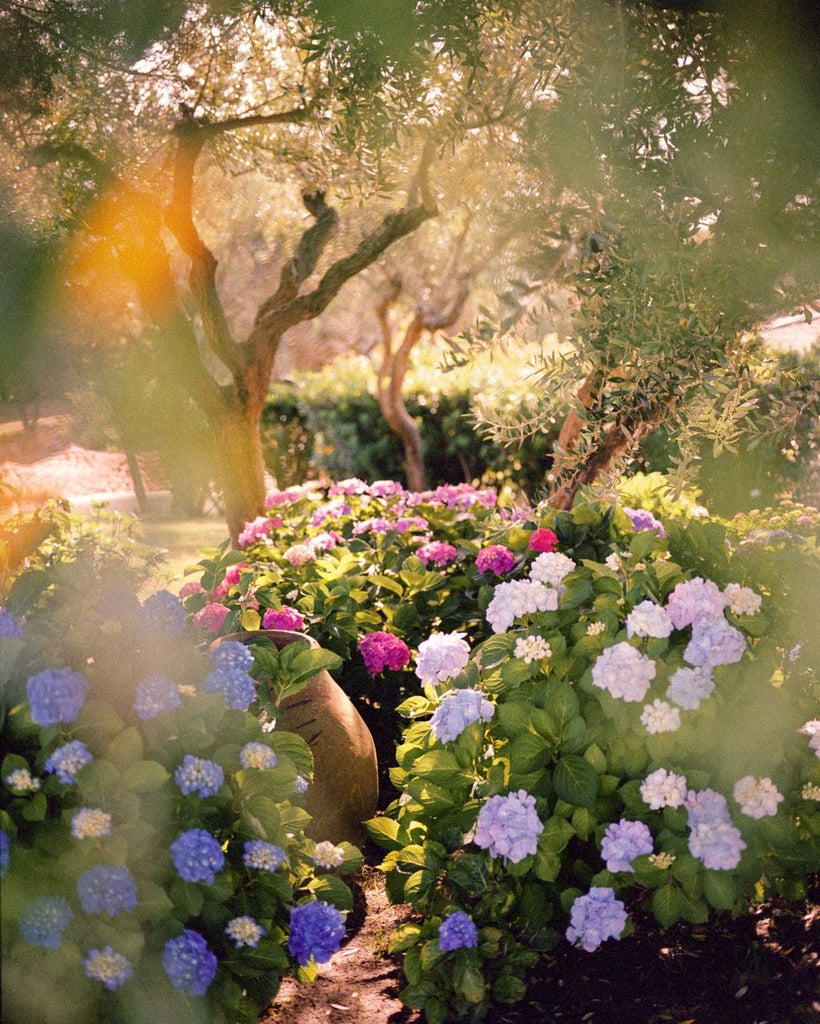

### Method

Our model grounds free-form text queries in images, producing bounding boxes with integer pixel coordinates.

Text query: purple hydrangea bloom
[666,666,714,710]
[163,930,218,995]
[174,755,224,798]
[565,887,627,951]
[82,946,134,990]
[590,642,656,702]
[26,667,89,726]
[438,910,479,951]
[44,740,93,784]
[475,544,516,575]
[600,819,654,872]
[474,789,544,863]
[170,829,225,885]
[210,639,254,673]
[684,617,746,668]
[243,840,287,872]
[141,589,187,635]
[133,673,182,719]
[0,607,23,638]
[624,507,665,537]
[685,787,730,827]
[19,896,74,948]
[287,900,346,966]
[77,866,138,916]
[430,688,494,743]
[688,820,746,869]
[666,577,725,630]
[359,631,411,674]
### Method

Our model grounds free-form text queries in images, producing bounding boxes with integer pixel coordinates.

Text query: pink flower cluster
[528,528,559,553]
[416,541,459,567]
[261,606,305,632]
[475,544,516,575]
[359,631,411,674]
[193,603,230,633]
[237,516,282,549]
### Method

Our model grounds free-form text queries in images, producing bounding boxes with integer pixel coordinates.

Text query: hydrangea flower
[415,631,471,685]
[528,551,577,588]
[359,631,411,674]
[624,507,665,536]
[430,688,495,743]
[163,930,218,995]
[210,639,254,673]
[0,830,9,878]
[82,946,133,990]
[243,840,287,872]
[283,543,316,566]
[240,741,278,769]
[5,767,41,793]
[684,616,746,668]
[26,667,89,726]
[475,544,516,575]
[0,607,23,638]
[486,579,558,633]
[640,699,681,734]
[666,666,714,710]
[287,901,346,966]
[528,528,559,552]
[293,775,310,794]
[733,776,784,818]
[438,911,478,951]
[416,540,459,567]
[666,577,725,629]
[685,787,730,827]
[71,808,112,840]
[192,602,230,633]
[174,755,224,798]
[133,673,182,719]
[44,740,93,784]
[591,642,656,702]
[626,600,672,639]
[798,719,820,758]
[77,866,138,916]
[19,896,74,948]
[141,590,187,635]
[640,768,688,810]
[514,635,553,664]
[688,820,746,870]
[600,819,654,872]
[237,515,280,547]
[312,841,345,869]
[225,915,266,948]
[170,829,225,885]
[262,605,306,631]
[178,579,206,600]
[565,887,627,952]
[474,789,543,863]
[202,665,256,711]
[722,583,762,616]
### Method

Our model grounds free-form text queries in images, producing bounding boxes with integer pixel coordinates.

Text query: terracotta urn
[213,629,378,847]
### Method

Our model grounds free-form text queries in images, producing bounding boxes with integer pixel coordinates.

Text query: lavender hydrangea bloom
[287,901,346,965]
[133,673,182,719]
[415,631,471,685]
[666,666,714,710]
[688,820,746,869]
[685,787,730,827]
[438,911,479,951]
[26,667,89,726]
[474,789,544,863]
[141,590,187,635]
[0,607,23,638]
[19,896,74,948]
[170,829,225,885]
[485,579,558,633]
[590,642,656,702]
[174,755,224,798]
[44,740,93,784]
[565,887,627,952]
[430,688,495,743]
[666,577,725,629]
[243,840,287,872]
[163,930,218,995]
[600,819,654,872]
[77,866,138,916]
[82,946,133,990]
[210,639,254,673]
[684,617,746,668]
[626,600,672,639]
[624,507,665,536]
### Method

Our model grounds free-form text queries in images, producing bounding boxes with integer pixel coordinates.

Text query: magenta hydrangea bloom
[528,528,559,553]
[416,541,459,567]
[359,632,411,674]
[475,544,516,575]
[262,606,305,631]
[193,602,230,633]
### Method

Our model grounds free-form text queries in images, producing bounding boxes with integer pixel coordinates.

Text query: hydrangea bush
[0,550,361,1024]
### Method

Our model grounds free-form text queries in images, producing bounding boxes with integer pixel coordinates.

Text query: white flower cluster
[733,775,784,818]
[528,552,577,588]
[590,642,656,702]
[415,631,471,684]
[514,635,553,664]
[626,600,672,639]
[723,583,762,616]
[639,699,681,734]
[640,768,687,810]
[486,580,558,634]
[312,841,346,869]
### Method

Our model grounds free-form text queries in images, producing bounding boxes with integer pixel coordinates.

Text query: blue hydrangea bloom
[243,840,287,872]
[600,819,654,872]
[0,607,23,639]
[688,820,747,869]
[438,911,478,952]
[685,787,730,827]
[429,688,494,743]
[240,741,278,769]
[287,901,346,966]
[0,830,9,878]
[225,915,266,948]
[77,866,138,916]
[474,789,544,863]
[565,887,628,951]
[202,666,256,711]
[170,828,225,884]
[684,616,746,668]
[82,946,134,990]
[133,673,182,719]
[19,896,74,948]
[210,639,254,673]
[163,929,218,995]
[44,740,93,784]
[174,755,224,798]
[141,590,187,635]
[26,667,89,726]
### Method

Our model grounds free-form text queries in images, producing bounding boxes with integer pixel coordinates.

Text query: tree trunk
[211,398,268,546]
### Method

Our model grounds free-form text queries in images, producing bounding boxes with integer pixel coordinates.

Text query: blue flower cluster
[438,911,478,952]
[565,887,627,952]
[174,755,224,798]
[0,607,22,638]
[429,688,494,743]
[243,840,287,872]
[26,667,89,726]
[44,740,93,784]
[77,865,138,916]
[163,929,218,995]
[82,946,133,990]
[202,647,257,711]
[133,673,182,719]
[19,895,74,948]
[170,828,225,884]
[686,787,747,869]
[0,830,9,878]
[210,639,254,673]
[474,789,544,863]
[287,901,346,966]
[140,589,188,635]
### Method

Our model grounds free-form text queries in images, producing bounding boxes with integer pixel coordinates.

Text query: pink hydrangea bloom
[528,528,559,553]
[475,544,516,575]
[283,543,317,566]
[262,606,305,632]
[359,632,411,674]
[193,603,230,633]
[178,580,205,600]
[237,517,282,549]
[214,563,248,598]
[416,541,459,567]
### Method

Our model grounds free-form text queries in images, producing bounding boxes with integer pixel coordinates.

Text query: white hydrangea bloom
[733,776,784,818]
[514,635,553,664]
[640,768,688,809]
[626,600,673,639]
[640,699,681,734]
[528,552,577,588]
[723,583,762,616]
[486,580,558,634]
